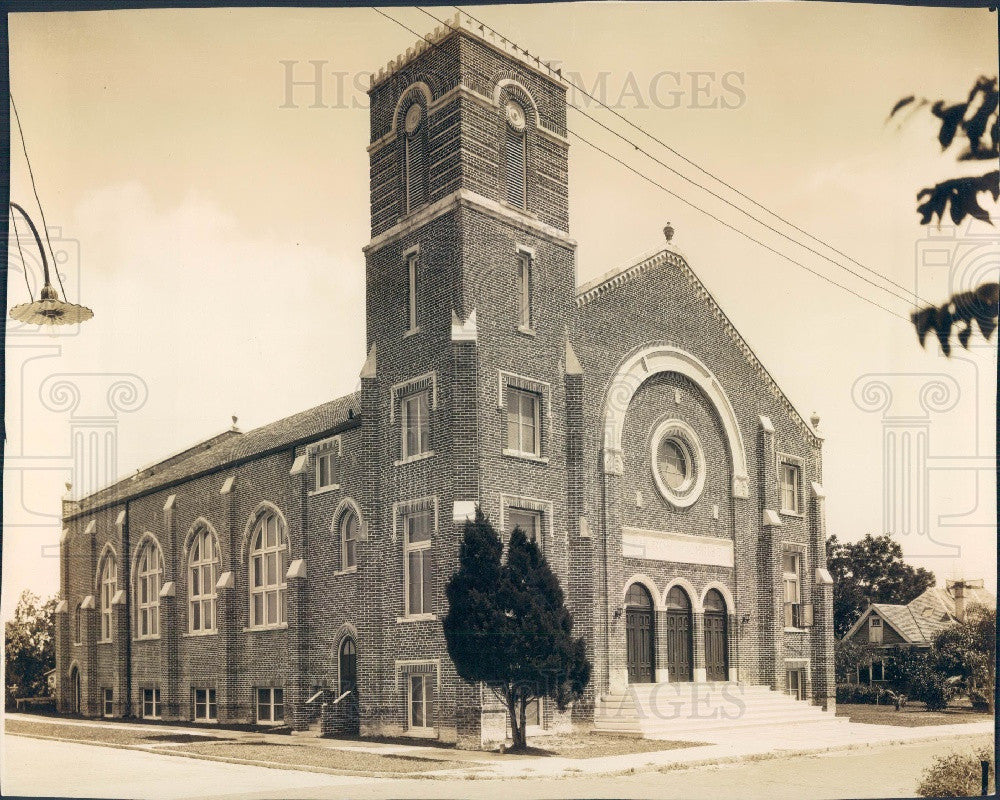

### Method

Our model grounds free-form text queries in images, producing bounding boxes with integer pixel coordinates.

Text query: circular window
[505,99,526,132]
[404,103,422,135]
[650,418,705,507]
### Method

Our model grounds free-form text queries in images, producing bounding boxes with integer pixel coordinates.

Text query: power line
[448,5,930,309]
[371,7,907,321]
[10,92,70,302]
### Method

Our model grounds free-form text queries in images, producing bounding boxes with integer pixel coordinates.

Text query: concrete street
[2,731,991,800]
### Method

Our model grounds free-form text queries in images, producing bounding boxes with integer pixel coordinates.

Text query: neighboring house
[842,579,994,684]
[54,14,836,748]
[45,668,58,694]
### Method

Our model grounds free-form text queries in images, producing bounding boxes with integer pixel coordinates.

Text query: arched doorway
[665,586,693,682]
[704,589,730,681]
[70,666,81,714]
[338,637,357,696]
[625,583,655,684]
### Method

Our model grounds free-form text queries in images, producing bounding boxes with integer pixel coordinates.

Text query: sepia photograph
[2,2,997,798]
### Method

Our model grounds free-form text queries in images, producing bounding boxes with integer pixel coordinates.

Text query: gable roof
[68,392,361,519]
[575,244,821,447]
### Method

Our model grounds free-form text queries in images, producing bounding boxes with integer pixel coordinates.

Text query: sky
[4,2,998,618]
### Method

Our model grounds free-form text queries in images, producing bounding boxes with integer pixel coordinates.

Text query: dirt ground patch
[488,734,705,759]
[836,703,994,727]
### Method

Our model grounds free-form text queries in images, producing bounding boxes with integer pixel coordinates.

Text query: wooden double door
[704,610,729,681]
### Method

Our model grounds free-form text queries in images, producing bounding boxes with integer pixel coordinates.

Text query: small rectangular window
[102,688,113,717]
[404,509,434,616]
[142,688,162,719]
[782,550,802,628]
[507,509,541,545]
[780,462,802,514]
[517,253,532,330]
[256,687,285,724]
[401,390,431,460]
[506,388,540,457]
[194,688,217,722]
[314,448,340,491]
[408,674,436,732]
[406,253,418,333]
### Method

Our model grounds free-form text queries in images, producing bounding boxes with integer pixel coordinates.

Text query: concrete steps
[594,682,848,739]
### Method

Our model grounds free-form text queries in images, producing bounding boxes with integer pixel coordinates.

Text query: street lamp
[8,200,94,326]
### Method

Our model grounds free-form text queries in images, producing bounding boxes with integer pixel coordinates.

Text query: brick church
[56,15,836,747]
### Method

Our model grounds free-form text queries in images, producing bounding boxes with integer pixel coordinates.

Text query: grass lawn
[4,718,236,747]
[836,702,994,727]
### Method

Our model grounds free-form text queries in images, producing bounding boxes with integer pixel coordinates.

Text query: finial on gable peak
[663,222,675,243]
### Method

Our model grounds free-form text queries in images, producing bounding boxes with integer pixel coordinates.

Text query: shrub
[836,683,887,704]
[884,646,955,711]
[969,689,991,712]
[917,745,994,797]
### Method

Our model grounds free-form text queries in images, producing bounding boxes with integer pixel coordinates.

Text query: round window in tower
[650,418,706,507]
[404,103,423,136]
[505,99,527,132]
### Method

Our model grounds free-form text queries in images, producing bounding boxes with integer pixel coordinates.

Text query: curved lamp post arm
[10,200,56,298]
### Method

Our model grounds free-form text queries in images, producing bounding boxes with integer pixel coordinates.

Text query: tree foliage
[893,76,1000,356]
[4,591,58,708]
[443,508,591,750]
[826,533,935,638]
[932,603,996,712]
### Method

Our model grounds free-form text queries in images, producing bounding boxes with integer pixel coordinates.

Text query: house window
[188,527,219,634]
[193,688,217,722]
[408,674,436,732]
[871,659,885,682]
[506,508,541,545]
[782,550,802,628]
[135,539,163,639]
[142,688,162,719]
[506,387,540,457]
[102,688,113,717]
[404,508,433,616]
[869,615,883,644]
[313,441,341,492]
[780,461,802,514]
[401,390,431,460]
[340,507,359,571]
[256,688,285,724]
[406,253,418,333]
[504,100,527,208]
[249,509,288,628]
[517,251,532,330]
[99,555,116,642]
[74,603,82,644]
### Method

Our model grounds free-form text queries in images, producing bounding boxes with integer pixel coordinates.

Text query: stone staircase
[594,682,848,740]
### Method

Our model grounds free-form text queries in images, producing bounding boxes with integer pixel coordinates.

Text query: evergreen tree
[444,508,591,750]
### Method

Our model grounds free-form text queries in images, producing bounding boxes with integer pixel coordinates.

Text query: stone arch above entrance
[601,345,750,498]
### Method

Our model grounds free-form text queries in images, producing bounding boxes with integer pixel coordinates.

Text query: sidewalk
[4,712,993,780]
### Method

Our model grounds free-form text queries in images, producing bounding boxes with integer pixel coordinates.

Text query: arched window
[135,540,163,639]
[503,99,527,208]
[340,508,359,571]
[188,527,219,633]
[74,603,82,644]
[99,555,117,642]
[403,102,426,214]
[339,637,357,695]
[249,509,288,628]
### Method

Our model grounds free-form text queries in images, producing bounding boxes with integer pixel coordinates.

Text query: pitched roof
[70,392,361,517]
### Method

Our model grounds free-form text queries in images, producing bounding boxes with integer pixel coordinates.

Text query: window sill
[98,638,113,645]
[134,636,161,643]
[244,623,289,633]
[194,718,219,725]
[183,630,219,638]
[256,720,286,727]
[396,613,438,624]
[403,326,422,339]
[309,484,341,497]
[142,716,162,721]
[395,450,435,467]
[783,627,808,634]
[502,448,549,465]
[517,325,536,337]
[334,566,358,577]
[405,727,438,739]
[779,509,805,519]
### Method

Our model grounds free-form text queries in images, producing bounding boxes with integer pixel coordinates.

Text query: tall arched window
[99,555,117,642]
[188,527,219,633]
[74,603,82,644]
[403,102,426,214]
[339,637,357,695]
[340,507,359,571]
[135,539,163,639]
[249,509,288,628]
[503,99,527,208]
